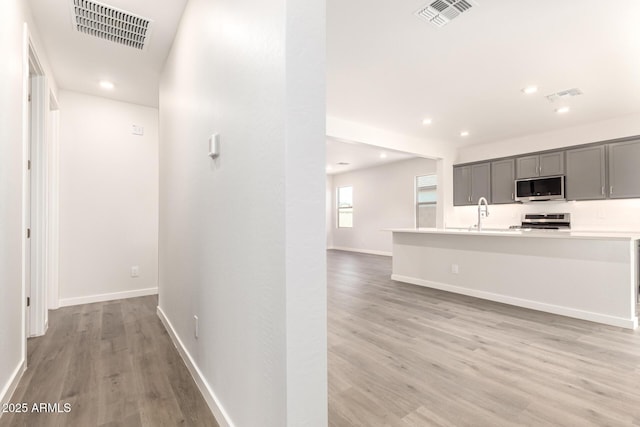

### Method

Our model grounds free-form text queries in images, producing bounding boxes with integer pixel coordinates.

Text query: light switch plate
[208,134,220,158]
[132,125,144,136]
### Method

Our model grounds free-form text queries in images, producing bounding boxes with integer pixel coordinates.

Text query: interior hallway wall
[0,0,58,409]
[158,0,326,425]
[58,90,159,305]
[329,157,437,255]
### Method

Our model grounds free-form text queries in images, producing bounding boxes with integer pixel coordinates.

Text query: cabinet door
[491,159,515,204]
[516,155,539,178]
[453,166,471,206]
[566,146,605,200]
[470,163,491,204]
[609,139,640,199]
[540,151,565,176]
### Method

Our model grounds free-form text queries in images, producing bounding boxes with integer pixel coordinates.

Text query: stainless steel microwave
[515,175,565,202]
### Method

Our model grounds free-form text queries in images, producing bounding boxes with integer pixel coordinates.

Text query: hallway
[0,296,217,427]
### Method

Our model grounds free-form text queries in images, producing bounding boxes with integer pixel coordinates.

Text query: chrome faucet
[477,197,489,231]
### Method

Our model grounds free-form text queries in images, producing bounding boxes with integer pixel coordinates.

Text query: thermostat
[208,134,220,159]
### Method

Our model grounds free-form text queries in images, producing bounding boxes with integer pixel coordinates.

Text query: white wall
[326,175,334,248]
[327,116,457,227]
[329,157,437,255]
[158,0,326,426]
[0,0,58,409]
[0,0,28,409]
[451,114,640,231]
[58,91,159,305]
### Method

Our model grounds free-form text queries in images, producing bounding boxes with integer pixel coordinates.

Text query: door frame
[22,24,56,347]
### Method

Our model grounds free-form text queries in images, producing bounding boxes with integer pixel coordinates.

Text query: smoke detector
[416,0,477,28]
[70,0,153,50]
[546,88,584,103]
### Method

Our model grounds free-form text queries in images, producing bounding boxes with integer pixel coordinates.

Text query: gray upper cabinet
[566,146,606,200]
[453,163,491,206]
[491,159,515,204]
[516,155,539,179]
[516,151,565,178]
[453,166,471,206]
[470,163,491,204]
[608,139,640,199]
[539,151,565,176]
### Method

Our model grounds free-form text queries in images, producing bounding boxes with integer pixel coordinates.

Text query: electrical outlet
[130,266,139,278]
[451,264,459,274]
[194,315,199,339]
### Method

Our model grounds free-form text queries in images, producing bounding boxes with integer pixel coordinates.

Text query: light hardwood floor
[328,249,640,426]
[0,296,218,427]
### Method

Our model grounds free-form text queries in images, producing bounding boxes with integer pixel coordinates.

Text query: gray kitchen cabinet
[516,151,564,178]
[565,145,606,200]
[608,139,640,199]
[454,163,491,206]
[516,155,539,179]
[453,166,471,206]
[491,159,515,204]
[470,163,491,204]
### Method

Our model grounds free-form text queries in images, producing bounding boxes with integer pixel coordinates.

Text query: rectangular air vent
[416,0,476,28]
[546,88,584,102]
[70,0,152,50]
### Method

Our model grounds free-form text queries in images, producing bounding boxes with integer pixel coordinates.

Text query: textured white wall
[158,0,326,425]
[330,157,437,254]
[451,114,640,231]
[0,0,28,407]
[0,0,58,408]
[58,91,159,303]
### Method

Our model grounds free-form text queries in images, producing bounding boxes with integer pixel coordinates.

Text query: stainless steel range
[511,213,571,230]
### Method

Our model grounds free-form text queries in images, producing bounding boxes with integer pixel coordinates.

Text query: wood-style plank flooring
[328,249,640,426]
[0,296,218,427]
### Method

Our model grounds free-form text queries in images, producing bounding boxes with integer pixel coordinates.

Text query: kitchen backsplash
[449,198,640,231]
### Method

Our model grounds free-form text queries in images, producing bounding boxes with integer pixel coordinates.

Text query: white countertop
[388,227,640,241]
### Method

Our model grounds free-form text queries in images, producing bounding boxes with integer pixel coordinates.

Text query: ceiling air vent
[546,88,584,102]
[416,0,477,28]
[70,0,153,50]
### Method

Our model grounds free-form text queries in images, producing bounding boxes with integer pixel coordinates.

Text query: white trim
[0,361,26,417]
[328,246,392,257]
[58,288,158,307]
[156,306,234,427]
[29,74,48,337]
[21,22,30,363]
[391,274,639,330]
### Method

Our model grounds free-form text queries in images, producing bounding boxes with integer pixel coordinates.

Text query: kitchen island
[390,228,640,329]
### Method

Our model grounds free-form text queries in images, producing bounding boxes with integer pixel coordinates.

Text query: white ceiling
[326,138,417,175]
[28,0,187,107]
[327,0,640,148]
[29,0,640,148]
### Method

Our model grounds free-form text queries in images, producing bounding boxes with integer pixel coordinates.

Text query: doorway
[24,35,56,342]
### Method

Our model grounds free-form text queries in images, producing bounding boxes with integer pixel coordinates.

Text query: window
[416,175,437,228]
[337,186,353,228]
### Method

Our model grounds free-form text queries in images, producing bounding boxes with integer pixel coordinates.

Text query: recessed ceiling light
[380,152,388,159]
[555,106,570,114]
[460,131,470,137]
[326,165,332,172]
[99,80,115,90]
[422,118,432,125]
[522,86,538,95]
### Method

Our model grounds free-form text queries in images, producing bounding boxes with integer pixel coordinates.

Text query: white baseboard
[157,306,234,427]
[0,361,26,419]
[58,287,158,307]
[391,274,638,330]
[328,246,392,257]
